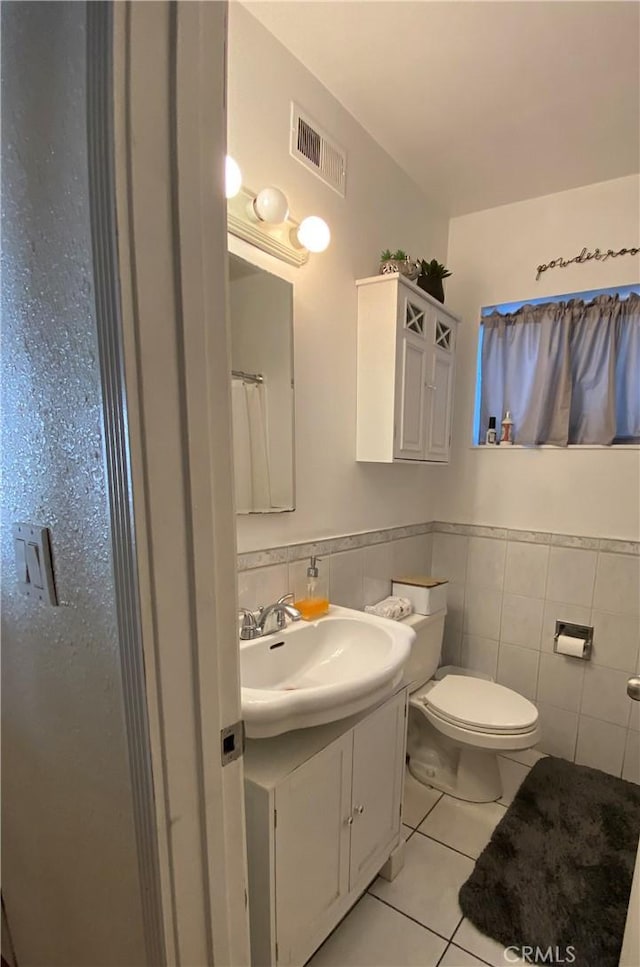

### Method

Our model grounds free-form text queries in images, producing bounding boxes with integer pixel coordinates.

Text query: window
[475,286,640,446]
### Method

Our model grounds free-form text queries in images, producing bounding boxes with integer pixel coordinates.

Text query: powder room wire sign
[536,245,640,281]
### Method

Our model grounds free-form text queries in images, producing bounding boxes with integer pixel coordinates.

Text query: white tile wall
[622,731,640,783]
[500,594,543,650]
[545,547,598,607]
[590,611,640,671]
[329,549,364,610]
[463,586,502,639]
[393,534,433,578]
[496,643,539,701]
[430,528,639,782]
[580,665,633,727]
[441,624,462,667]
[537,653,585,713]
[362,541,393,607]
[575,716,627,777]
[466,537,506,590]
[431,532,468,584]
[444,581,465,632]
[239,531,432,617]
[593,553,640,615]
[460,635,499,679]
[536,703,579,760]
[504,541,549,598]
[236,522,639,783]
[237,562,288,611]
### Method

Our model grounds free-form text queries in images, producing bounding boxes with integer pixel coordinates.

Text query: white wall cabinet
[244,689,407,966]
[356,274,459,463]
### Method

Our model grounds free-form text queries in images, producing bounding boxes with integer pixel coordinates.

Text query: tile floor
[308,753,539,967]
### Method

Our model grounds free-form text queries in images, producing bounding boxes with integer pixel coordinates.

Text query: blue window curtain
[479,292,640,445]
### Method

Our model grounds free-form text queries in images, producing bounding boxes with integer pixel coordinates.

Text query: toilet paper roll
[556,633,587,658]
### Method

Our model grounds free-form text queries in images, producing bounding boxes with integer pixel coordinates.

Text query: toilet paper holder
[554,620,593,660]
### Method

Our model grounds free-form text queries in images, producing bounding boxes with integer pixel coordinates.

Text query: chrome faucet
[239,593,302,640]
[238,608,260,640]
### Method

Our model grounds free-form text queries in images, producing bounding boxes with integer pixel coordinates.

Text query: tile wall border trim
[237,522,433,571]
[431,521,639,554]
[237,519,638,570]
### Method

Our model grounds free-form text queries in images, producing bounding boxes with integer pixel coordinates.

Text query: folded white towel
[364,596,413,621]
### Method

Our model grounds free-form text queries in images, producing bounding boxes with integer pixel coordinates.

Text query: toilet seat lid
[425,676,538,733]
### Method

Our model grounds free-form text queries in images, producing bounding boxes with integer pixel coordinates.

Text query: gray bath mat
[459,756,640,967]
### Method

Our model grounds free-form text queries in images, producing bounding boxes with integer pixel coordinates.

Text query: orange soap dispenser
[295,556,329,620]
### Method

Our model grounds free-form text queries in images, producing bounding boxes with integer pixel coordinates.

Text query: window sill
[470,444,640,450]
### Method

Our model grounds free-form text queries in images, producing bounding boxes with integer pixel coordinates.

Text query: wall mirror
[229,253,295,513]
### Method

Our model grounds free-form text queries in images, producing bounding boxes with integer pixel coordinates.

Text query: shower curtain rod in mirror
[232,369,264,384]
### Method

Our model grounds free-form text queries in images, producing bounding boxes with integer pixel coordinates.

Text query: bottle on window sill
[500,411,514,446]
[485,416,497,445]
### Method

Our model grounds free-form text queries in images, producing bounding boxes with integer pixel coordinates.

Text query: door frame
[92,2,250,962]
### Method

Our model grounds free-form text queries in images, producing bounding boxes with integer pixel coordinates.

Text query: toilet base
[407,703,503,803]
[408,747,502,803]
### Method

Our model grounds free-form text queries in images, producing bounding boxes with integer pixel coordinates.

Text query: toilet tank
[401,610,446,690]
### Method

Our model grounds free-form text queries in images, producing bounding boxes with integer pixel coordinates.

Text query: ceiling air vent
[290,104,346,197]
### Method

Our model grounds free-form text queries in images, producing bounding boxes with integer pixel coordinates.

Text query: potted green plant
[416,258,452,303]
[379,249,419,280]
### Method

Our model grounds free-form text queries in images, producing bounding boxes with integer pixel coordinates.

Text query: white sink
[240,604,415,738]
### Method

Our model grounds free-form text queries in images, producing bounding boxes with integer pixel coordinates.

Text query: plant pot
[416,275,445,303]
[379,259,420,281]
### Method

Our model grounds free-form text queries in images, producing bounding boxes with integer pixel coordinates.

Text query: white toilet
[402,610,541,803]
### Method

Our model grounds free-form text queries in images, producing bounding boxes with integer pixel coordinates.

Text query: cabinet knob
[355,804,365,815]
[345,815,354,826]
[425,383,436,390]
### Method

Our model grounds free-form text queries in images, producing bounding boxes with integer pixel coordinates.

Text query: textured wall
[1,4,146,964]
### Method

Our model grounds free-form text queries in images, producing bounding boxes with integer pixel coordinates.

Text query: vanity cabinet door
[349,689,406,888]
[274,734,353,966]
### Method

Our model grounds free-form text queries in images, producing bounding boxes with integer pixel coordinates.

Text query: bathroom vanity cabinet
[355,274,459,463]
[243,688,407,966]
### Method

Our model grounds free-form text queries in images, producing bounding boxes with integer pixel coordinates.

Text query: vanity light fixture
[252,187,289,225]
[225,155,242,199]
[227,168,331,267]
[295,216,331,254]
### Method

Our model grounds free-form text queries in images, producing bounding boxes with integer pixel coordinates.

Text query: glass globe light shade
[297,216,331,253]
[225,156,242,199]
[253,187,289,224]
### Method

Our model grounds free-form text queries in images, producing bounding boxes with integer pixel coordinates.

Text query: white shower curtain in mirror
[231,378,272,512]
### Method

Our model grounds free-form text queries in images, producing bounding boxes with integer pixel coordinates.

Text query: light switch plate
[13,523,58,605]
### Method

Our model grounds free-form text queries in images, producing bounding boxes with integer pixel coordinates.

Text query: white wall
[228,5,449,553]
[439,175,640,540]
[0,4,146,964]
